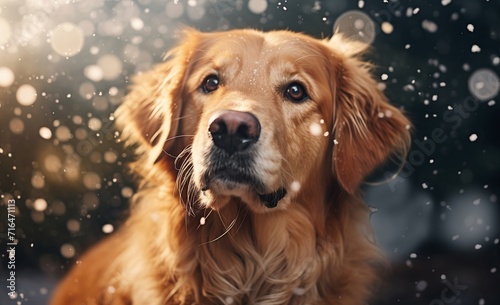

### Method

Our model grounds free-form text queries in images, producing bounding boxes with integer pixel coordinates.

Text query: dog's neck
[131,157,374,304]
[129,175,376,305]
[171,162,340,304]
[192,198,324,305]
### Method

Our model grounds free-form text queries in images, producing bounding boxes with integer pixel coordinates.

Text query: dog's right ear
[326,34,411,193]
[115,29,200,166]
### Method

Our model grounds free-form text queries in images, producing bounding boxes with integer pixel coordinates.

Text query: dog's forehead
[200,31,325,65]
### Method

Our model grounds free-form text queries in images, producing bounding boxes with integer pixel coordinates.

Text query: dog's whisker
[178,144,192,156]
[178,163,193,190]
[232,205,249,236]
[186,171,199,215]
[175,144,193,165]
[172,115,199,121]
[161,141,194,160]
[175,147,195,214]
[272,155,296,191]
[204,208,213,219]
[199,214,238,246]
[168,133,196,140]
[178,167,196,214]
[161,148,178,159]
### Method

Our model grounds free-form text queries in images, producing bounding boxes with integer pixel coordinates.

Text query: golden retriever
[51,28,410,305]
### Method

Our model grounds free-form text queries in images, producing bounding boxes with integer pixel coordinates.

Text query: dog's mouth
[200,168,286,209]
[258,188,287,208]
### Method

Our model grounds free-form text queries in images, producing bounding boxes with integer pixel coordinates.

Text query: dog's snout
[208,110,261,155]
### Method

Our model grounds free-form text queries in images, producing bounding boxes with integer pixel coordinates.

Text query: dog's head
[116,29,410,213]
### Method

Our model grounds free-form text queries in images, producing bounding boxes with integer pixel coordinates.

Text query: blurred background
[0,0,499,304]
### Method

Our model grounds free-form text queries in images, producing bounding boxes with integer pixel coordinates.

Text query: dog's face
[116,29,410,213]
[185,31,335,212]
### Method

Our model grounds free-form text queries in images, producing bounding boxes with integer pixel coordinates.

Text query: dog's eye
[284,82,308,103]
[201,75,220,93]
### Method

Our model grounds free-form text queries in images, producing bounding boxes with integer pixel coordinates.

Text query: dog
[51,28,410,305]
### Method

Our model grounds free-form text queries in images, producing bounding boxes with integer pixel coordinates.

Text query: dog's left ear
[115,29,201,166]
[327,35,411,193]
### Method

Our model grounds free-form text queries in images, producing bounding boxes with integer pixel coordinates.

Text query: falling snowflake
[102,224,114,234]
[309,122,322,136]
[422,20,438,33]
[471,44,481,53]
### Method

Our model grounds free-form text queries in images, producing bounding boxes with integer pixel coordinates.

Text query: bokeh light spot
[121,187,134,198]
[50,23,85,57]
[166,1,185,19]
[381,22,394,34]
[84,65,104,82]
[97,54,123,81]
[83,172,101,190]
[33,198,48,212]
[468,69,500,101]
[31,172,45,189]
[60,243,75,258]
[0,67,15,87]
[104,150,118,163]
[79,82,96,99]
[333,10,375,44]
[248,0,268,14]
[187,5,205,20]
[55,125,72,142]
[9,118,25,134]
[16,84,37,106]
[88,117,102,131]
[130,17,144,31]
[67,219,81,233]
[39,127,52,139]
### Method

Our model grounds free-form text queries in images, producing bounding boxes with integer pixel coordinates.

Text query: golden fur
[51,29,410,305]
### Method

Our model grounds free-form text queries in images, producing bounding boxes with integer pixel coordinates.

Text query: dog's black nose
[208,110,261,155]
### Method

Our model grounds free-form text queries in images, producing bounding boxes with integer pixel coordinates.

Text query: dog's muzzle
[203,110,286,208]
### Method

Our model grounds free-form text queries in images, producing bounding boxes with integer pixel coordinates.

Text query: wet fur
[51,29,410,305]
